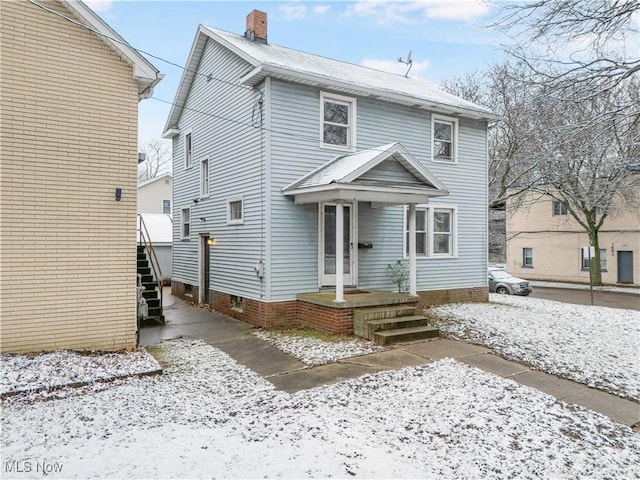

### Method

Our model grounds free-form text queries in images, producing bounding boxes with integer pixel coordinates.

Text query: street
[530,287,640,311]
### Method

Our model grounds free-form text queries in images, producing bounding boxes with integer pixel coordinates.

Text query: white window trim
[581,248,607,271]
[184,129,193,170]
[523,247,533,267]
[319,91,356,152]
[181,207,191,240]
[200,156,210,198]
[403,204,458,259]
[552,199,567,216]
[431,114,458,164]
[162,199,171,214]
[227,196,244,225]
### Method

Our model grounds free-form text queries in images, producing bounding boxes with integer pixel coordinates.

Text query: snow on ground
[253,329,384,365]
[0,348,161,397]
[2,339,638,479]
[429,294,640,401]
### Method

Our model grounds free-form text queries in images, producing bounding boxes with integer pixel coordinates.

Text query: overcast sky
[84,0,506,145]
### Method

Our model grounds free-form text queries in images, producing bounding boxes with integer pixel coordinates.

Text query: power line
[26,0,252,92]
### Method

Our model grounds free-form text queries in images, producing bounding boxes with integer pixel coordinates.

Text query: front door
[320,203,355,286]
[617,251,634,284]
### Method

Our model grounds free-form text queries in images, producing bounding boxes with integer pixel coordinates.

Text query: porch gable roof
[282,143,449,205]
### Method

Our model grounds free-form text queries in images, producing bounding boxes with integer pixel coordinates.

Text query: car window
[490,270,510,279]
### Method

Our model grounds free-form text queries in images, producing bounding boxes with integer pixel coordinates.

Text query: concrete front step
[374,326,440,345]
[354,305,417,322]
[361,315,428,341]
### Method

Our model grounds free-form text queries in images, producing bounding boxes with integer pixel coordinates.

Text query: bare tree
[138,139,171,182]
[442,62,543,209]
[491,0,640,108]
[522,77,640,285]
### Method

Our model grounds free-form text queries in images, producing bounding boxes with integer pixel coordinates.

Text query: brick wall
[0,1,139,353]
[416,287,488,307]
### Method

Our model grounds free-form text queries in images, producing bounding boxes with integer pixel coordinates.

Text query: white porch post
[335,203,345,303]
[408,204,417,296]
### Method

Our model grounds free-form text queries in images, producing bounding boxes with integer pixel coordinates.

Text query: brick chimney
[245,10,267,44]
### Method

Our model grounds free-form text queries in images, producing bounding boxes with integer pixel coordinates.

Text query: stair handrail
[137,214,164,314]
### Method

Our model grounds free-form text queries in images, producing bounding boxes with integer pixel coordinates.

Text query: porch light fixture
[207,237,217,246]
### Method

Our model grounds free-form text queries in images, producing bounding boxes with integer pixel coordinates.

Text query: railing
[137,214,163,316]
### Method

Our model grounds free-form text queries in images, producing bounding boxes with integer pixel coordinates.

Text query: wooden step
[374,326,439,345]
[362,315,428,341]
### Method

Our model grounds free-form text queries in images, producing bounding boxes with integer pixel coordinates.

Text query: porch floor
[297,290,419,308]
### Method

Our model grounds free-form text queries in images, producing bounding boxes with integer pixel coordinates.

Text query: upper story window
[162,199,171,214]
[227,197,244,225]
[200,157,209,197]
[184,131,193,169]
[552,200,567,216]
[181,207,190,240]
[404,206,457,258]
[320,92,356,150]
[432,115,458,163]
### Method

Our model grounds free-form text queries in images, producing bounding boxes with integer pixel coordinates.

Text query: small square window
[227,198,243,225]
[181,208,190,240]
[162,199,171,214]
[231,295,244,312]
[581,248,607,271]
[552,200,567,216]
[523,247,533,267]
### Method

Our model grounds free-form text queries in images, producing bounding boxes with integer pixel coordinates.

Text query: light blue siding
[173,45,488,302]
[269,80,488,299]
[172,39,267,300]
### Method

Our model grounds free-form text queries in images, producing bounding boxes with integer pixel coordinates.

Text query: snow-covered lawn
[429,294,640,401]
[0,348,161,398]
[254,328,383,365]
[2,339,638,479]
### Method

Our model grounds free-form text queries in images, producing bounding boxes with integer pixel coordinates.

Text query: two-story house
[506,192,639,286]
[163,11,497,335]
[1,0,162,353]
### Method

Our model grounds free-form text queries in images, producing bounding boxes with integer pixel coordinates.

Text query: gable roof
[137,173,173,189]
[60,0,162,99]
[163,24,497,135]
[283,143,449,205]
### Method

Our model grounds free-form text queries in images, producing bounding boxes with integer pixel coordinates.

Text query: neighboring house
[0,0,162,353]
[137,214,173,283]
[138,173,173,214]
[163,11,497,333]
[137,174,174,282]
[506,192,639,286]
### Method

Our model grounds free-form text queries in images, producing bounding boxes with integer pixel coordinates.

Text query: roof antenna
[397,50,413,77]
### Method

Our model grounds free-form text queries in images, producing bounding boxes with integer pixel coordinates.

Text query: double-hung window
[433,209,453,255]
[404,206,456,258]
[523,247,533,267]
[184,131,193,169]
[320,92,355,149]
[552,200,567,216]
[227,197,243,225]
[581,248,607,271]
[162,199,171,214]
[200,157,209,197]
[405,208,428,256]
[181,208,191,240]
[432,115,457,163]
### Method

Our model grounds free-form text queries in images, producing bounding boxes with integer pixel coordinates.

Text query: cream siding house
[506,192,640,286]
[0,0,162,353]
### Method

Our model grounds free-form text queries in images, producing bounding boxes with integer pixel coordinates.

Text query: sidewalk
[530,280,640,295]
[140,296,640,430]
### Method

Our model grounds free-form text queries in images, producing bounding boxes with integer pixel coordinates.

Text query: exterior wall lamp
[207,237,217,246]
